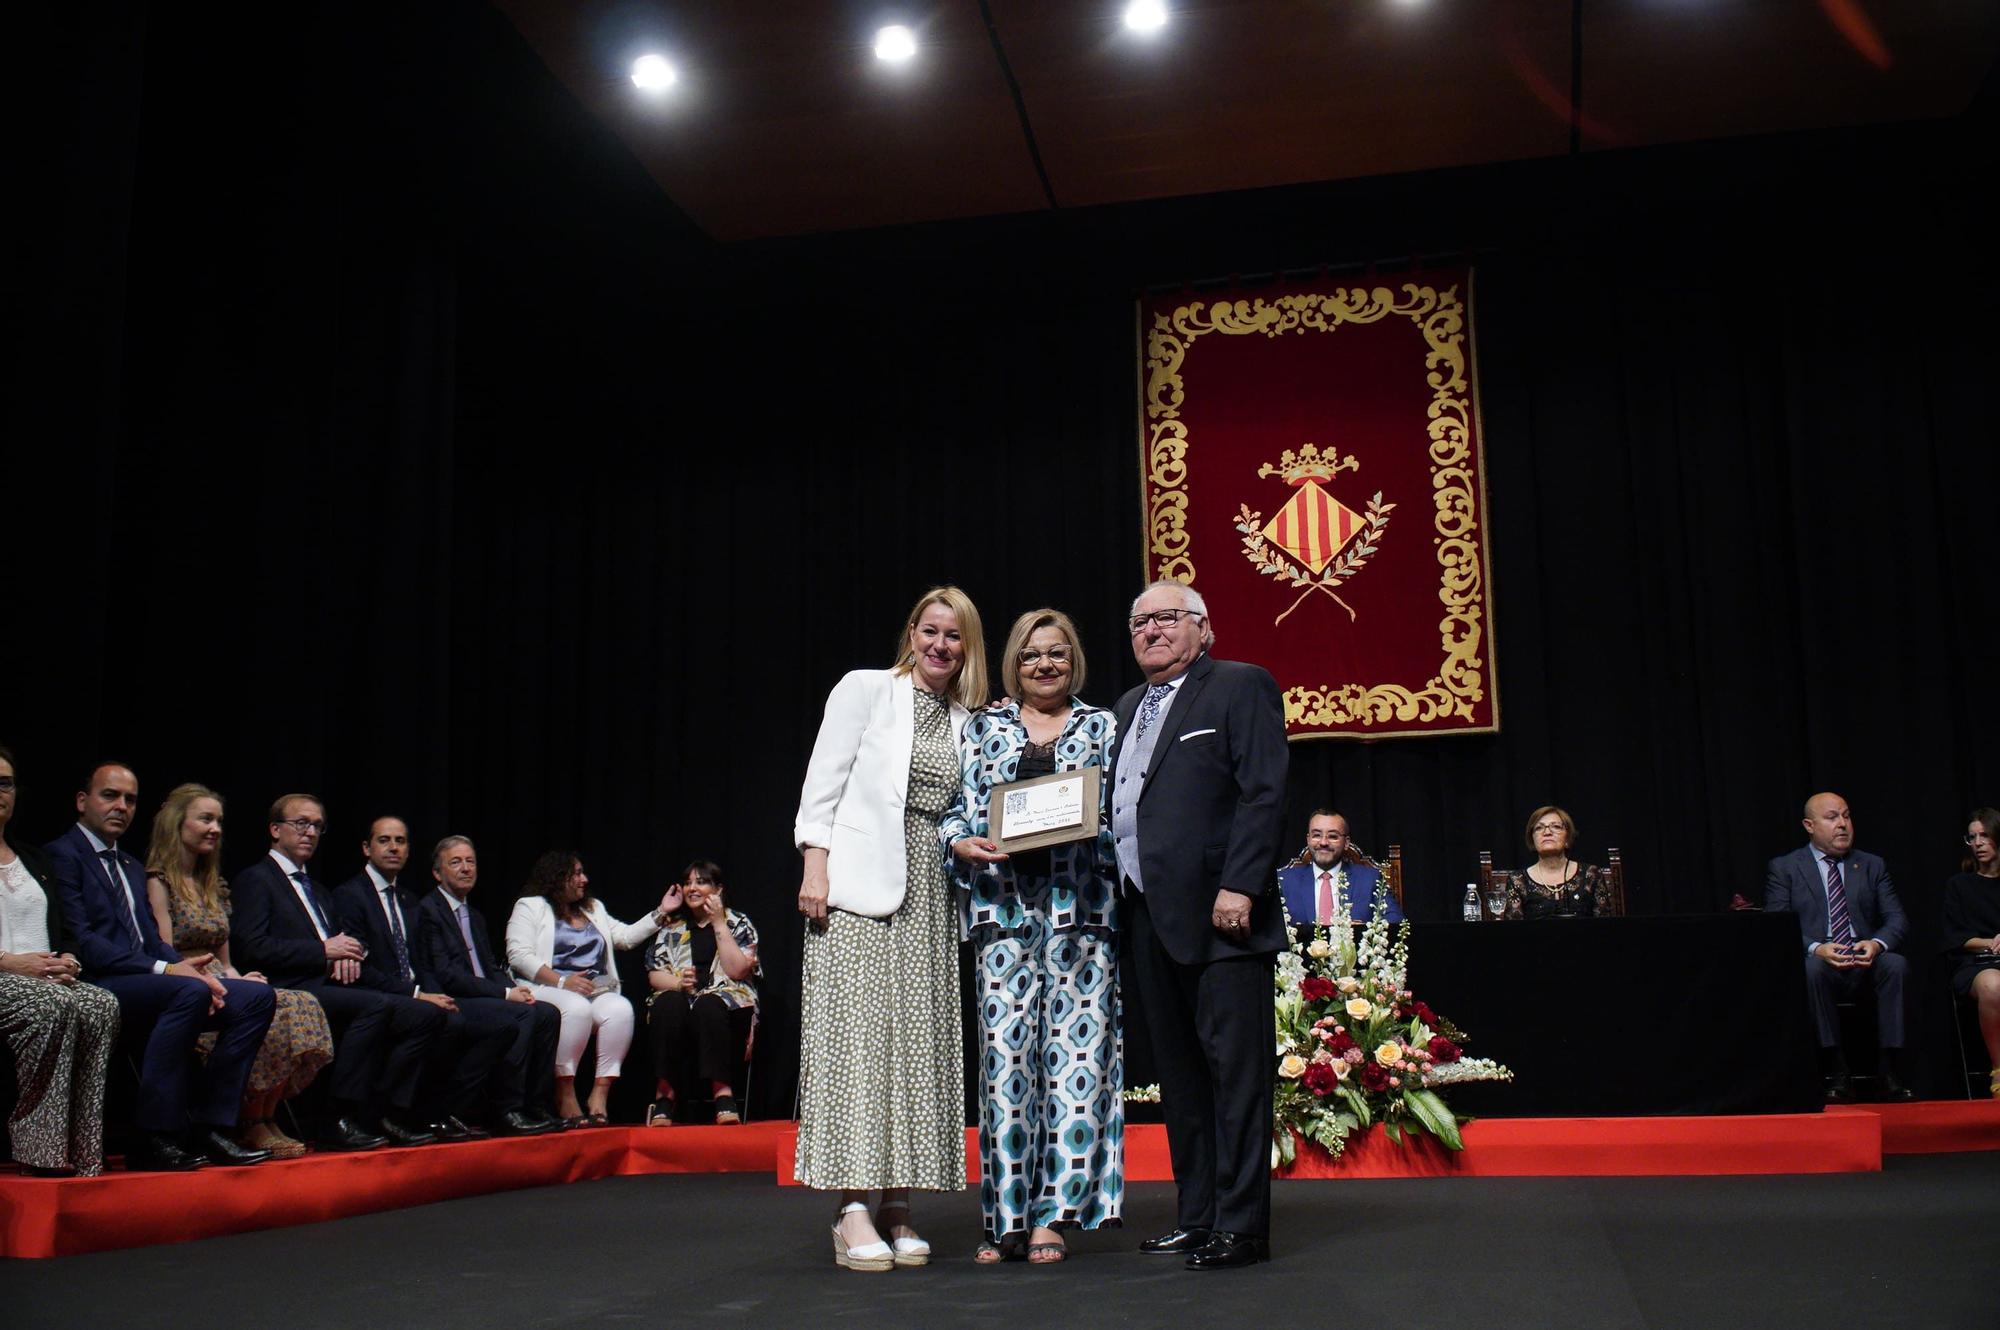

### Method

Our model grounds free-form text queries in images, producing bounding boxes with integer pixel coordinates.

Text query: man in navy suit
[1277,810,1402,930]
[411,833,561,1128]
[1764,791,1912,1102]
[230,792,445,1149]
[333,817,557,1138]
[1111,581,1288,1270]
[46,762,275,1170]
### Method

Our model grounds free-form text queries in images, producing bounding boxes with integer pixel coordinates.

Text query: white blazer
[505,894,662,993]
[794,668,970,918]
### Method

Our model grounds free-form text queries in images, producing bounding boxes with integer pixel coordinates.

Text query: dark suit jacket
[1111,652,1289,964]
[1764,845,1908,952]
[1278,861,1401,925]
[44,823,182,977]
[412,888,515,1001]
[333,872,429,996]
[230,853,342,988]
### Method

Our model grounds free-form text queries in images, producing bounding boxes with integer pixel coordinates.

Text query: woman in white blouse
[506,850,677,1126]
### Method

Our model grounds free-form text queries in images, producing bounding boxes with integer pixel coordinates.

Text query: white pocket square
[1179,728,1217,741]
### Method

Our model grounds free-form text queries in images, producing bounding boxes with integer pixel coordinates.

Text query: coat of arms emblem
[1236,442,1394,625]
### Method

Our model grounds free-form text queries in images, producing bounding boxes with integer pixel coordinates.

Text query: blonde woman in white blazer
[507,850,674,1126]
[794,586,987,1273]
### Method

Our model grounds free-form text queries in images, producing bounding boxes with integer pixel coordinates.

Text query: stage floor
[6,1158,1995,1329]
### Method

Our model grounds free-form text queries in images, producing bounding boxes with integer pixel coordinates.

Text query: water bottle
[1462,884,1480,922]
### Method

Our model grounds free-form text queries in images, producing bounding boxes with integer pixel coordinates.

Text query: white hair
[1131,579,1207,617]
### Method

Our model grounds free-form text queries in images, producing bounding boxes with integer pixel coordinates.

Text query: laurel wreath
[1236,492,1396,624]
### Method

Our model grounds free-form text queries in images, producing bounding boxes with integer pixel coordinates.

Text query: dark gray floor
[6,1155,1995,1328]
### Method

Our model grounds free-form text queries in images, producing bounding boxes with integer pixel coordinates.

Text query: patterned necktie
[1134,683,1172,741]
[293,871,333,937]
[1824,857,1854,944]
[384,888,411,982]
[456,902,486,977]
[104,850,142,944]
[1317,870,1335,923]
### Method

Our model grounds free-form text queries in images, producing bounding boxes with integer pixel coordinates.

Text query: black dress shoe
[492,1109,556,1137]
[1877,1074,1917,1102]
[1185,1231,1269,1269]
[1138,1227,1213,1255]
[20,1164,78,1178]
[192,1129,271,1166]
[432,1116,490,1142]
[125,1131,207,1172]
[1824,1074,1856,1104]
[319,1117,389,1151]
[378,1117,439,1147]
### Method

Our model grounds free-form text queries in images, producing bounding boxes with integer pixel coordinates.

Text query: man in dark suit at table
[1277,809,1403,930]
[46,761,275,1170]
[231,793,445,1149]
[1764,791,1912,1103]
[334,817,557,1137]
[1111,580,1288,1270]
[411,833,562,1127]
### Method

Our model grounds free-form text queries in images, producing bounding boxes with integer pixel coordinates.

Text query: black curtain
[8,1,1997,1116]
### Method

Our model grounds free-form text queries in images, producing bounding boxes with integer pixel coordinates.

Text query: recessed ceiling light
[874,24,917,62]
[630,54,677,92]
[1124,1,1169,34]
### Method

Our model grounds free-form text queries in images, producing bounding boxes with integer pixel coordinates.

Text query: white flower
[1307,937,1332,959]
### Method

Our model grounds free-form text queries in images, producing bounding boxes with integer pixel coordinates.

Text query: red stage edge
[8,1105,1998,1258]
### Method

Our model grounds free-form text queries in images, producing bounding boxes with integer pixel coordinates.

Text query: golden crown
[1257,442,1358,486]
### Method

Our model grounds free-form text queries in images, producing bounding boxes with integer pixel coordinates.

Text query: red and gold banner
[1139,272,1497,739]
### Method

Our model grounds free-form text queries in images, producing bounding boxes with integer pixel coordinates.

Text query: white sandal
[832,1202,894,1272]
[876,1202,931,1267]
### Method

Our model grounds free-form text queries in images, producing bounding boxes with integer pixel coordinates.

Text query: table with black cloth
[1395,913,1823,1117]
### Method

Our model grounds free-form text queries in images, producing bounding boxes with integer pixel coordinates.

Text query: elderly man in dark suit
[231,793,445,1149]
[1765,791,1912,1102]
[45,762,275,1170]
[411,833,562,1127]
[1111,580,1288,1269]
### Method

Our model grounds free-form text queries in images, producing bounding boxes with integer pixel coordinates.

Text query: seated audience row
[1,749,761,1172]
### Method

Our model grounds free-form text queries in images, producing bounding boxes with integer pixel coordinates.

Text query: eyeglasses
[1017,646,1073,666]
[279,818,326,835]
[1531,822,1567,835]
[1128,608,1203,633]
[0,777,15,793]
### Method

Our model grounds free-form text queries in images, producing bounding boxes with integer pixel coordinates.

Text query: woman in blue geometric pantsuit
[943,607,1123,1265]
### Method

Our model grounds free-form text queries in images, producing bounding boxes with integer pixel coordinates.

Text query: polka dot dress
[795,686,967,1191]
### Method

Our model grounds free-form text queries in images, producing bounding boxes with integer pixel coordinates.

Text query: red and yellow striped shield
[1262,480,1361,574]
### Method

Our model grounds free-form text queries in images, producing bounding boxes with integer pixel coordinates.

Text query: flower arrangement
[1272,875,1511,1167]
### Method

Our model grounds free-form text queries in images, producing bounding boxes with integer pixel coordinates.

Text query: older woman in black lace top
[1505,806,1611,921]
[1942,807,2000,1098]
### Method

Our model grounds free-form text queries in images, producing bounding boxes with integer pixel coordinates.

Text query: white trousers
[527,984,634,1077]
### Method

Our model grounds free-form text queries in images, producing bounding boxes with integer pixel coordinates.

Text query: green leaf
[1384,1120,1402,1145]
[1404,1088,1464,1150]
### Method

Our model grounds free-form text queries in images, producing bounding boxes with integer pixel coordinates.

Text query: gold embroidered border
[1140,281,1494,736]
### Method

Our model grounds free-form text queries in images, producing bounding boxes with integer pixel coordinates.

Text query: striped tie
[1824,857,1854,944]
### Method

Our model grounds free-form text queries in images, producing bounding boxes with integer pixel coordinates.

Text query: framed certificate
[990,768,1101,853]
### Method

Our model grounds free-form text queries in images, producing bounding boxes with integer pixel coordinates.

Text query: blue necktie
[103,850,142,944]
[456,903,487,978]
[384,888,411,982]
[1134,683,1171,741]
[1824,858,1854,944]
[293,871,333,936]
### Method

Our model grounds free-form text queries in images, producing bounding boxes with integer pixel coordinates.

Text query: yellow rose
[1307,938,1332,959]
[1374,1041,1402,1067]
[1279,1054,1307,1079]
[1344,998,1372,1020]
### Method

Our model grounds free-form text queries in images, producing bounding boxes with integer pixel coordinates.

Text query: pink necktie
[1317,870,1335,923]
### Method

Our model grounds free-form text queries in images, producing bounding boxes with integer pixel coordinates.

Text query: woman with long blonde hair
[794,586,987,1271]
[145,783,333,1157]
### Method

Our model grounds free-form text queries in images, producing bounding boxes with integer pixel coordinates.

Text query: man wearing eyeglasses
[231,793,447,1150]
[46,761,277,1170]
[1764,792,1912,1103]
[1110,580,1287,1269]
[1277,810,1402,930]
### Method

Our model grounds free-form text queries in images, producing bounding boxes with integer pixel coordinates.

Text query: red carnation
[1413,1001,1438,1026]
[1302,1062,1341,1096]
[1326,1029,1357,1056]
[1427,1035,1461,1063]
[1359,1062,1391,1092]
[1300,976,1336,1002]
